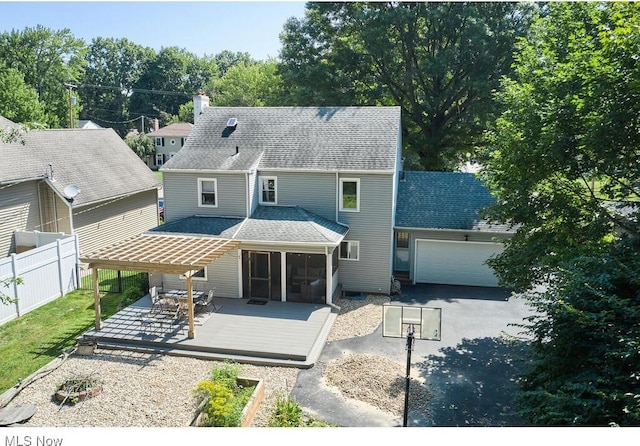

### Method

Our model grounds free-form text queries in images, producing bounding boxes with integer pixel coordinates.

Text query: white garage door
[415,239,503,287]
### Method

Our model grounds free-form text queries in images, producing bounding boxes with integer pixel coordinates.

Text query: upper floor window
[198,178,217,207]
[340,178,360,212]
[155,153,164,166]
[259,176,277,204]
[339,241,360,261]
[181,137,186,146]
[155,137,164,147]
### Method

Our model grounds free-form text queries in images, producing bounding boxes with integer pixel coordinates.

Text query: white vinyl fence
[0,234,79,326]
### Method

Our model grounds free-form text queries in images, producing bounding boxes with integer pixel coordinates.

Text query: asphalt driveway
[290,284,534,427]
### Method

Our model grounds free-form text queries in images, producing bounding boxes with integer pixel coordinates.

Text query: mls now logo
[5,437,63,446]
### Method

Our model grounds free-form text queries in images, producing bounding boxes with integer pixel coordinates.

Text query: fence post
[74,234,80,290]
[10,253,21,317]
[56,239,65,297]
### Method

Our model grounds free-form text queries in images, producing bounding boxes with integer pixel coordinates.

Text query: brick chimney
[193,92,209,125]
[153,118,159,131]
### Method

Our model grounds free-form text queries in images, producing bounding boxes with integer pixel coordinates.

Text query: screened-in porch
[241,248,340,305]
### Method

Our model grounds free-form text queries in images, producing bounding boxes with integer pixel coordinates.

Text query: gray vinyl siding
[338,173,395,294]
[266,171,336,221]
[38,184,71,234]
[160,249,240,299]
[400,229,512,284]
[163,171,247,221]
[0,181,42,256]
[73,189,159,256]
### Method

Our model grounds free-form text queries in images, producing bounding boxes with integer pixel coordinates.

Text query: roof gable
[162,107,401,172]
[0,128,160,206]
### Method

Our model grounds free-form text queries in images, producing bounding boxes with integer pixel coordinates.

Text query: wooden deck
[80,295,337,368]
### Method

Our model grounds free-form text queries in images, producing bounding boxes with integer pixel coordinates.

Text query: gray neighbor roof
[396,171,513,233]
[0,127,160,207]
[151,206,348,245]
[161,106,401,172]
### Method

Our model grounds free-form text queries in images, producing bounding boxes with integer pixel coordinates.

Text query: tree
[129,47,218,127]
[124,133,154,164]
[214,59,284,106]
[279,2,534,170]
[213,50,254,77]
[0,65,46,124]
[479,2,640,425]
[80,37,155,135]
[480,2,640,291]
[0,25,87,128]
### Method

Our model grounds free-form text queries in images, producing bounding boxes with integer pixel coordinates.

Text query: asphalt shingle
[395,171,512,232]
[0,128,160,206]
[161,106,401,172]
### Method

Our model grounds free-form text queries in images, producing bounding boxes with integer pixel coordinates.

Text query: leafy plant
[268,392,337,427]
[268,393,303,427]
[192,361,253,427]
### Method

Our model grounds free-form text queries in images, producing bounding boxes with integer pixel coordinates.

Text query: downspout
[335,172,339,223]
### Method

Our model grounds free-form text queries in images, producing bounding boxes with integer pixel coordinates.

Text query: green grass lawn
[0,289,124,394]
[154,171,163,181]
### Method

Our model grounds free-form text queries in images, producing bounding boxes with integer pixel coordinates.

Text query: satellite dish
[63,184,81,201]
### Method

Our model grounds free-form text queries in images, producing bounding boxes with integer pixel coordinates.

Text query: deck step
[92,340,316,368]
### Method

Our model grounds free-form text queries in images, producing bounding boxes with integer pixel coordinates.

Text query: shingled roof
[161,106,401,172]
[395,171,512,232]
[147,122,193,137]
[148,206,348,245]
[0,128,160,207]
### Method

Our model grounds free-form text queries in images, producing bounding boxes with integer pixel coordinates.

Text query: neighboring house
[149,98,402,304]
[146,120,193,170]
[76,120,103,129]
[0,116,161,259]
[394,171,513,287]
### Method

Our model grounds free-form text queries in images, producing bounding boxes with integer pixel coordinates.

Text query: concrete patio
[79,294,337,368]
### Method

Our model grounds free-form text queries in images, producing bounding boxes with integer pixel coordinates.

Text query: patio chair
[195,289,217,313]
[149,286,165,314]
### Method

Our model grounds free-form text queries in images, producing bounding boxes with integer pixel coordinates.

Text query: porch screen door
[249,252,271,299]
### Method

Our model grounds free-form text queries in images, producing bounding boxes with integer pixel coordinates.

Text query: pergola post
[186,275,195,339]
[92,266,101,330]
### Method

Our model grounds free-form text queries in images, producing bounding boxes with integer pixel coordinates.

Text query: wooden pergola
[80,233,240,338]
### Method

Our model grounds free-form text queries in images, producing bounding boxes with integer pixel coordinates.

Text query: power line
[78,83,191,97]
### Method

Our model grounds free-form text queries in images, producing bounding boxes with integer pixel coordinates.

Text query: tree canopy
[0,25,86,128]
[479,2,640,425]
[279,1,534,170]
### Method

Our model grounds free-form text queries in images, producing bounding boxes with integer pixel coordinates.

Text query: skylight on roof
[226,117,237,127]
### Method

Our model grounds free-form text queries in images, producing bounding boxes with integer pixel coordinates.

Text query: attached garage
[414,239,503,287]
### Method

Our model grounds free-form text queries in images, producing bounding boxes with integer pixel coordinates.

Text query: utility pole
[64,83,77,128]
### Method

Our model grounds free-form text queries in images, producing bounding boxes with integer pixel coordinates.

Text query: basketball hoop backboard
[382,303,442,341]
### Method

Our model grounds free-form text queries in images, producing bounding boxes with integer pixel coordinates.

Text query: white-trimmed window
[340,178,360,212]
[339,241,359,261]
[155,153,164,166]
[198,178,217,207]
[259,176,277,204]
[180,268,207,281]
[155,137,164,147]
[396,231,409,248]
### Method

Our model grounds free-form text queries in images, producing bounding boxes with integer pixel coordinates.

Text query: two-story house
[146,120,193,170]
[0,117,161,259]
[148,97,402,304]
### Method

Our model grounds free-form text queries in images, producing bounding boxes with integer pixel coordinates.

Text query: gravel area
[7,294,420,427]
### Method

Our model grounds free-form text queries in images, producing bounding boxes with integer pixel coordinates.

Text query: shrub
[192,361,253,427]
[268,393,303,427]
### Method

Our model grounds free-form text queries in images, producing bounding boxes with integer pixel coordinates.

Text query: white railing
[0,234,79,326]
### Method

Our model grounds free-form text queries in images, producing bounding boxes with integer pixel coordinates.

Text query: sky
[0,1,308,60]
